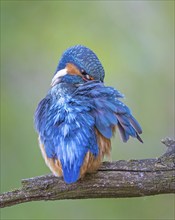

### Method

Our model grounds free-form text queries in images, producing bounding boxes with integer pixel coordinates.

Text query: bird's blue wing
[75,81,143,143]
[35,91,98,184]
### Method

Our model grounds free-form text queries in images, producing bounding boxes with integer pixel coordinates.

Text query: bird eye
[81,69,86,75]
[81,70,94,81]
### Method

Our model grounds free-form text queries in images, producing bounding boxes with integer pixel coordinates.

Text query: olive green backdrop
[1,0,174,219]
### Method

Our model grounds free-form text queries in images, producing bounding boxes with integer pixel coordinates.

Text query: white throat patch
[51,68,67,86]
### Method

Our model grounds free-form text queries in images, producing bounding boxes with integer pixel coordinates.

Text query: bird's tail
[60,153,86,184]
[61,163,80,184]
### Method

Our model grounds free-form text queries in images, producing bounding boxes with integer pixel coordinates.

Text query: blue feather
[34,46,143,184]
[35,83,99,183]
[74,81,142,143]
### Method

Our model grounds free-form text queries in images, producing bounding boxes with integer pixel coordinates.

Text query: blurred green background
[1,0,174,219]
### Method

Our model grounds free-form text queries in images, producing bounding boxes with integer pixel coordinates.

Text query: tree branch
[0,137,174,208]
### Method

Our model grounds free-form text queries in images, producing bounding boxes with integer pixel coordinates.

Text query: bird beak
[51,68,67,86]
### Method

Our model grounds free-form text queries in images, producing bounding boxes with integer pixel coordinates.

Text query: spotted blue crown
[55,45,105,82]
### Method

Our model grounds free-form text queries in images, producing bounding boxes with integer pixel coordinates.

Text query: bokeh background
[1,0,174,219]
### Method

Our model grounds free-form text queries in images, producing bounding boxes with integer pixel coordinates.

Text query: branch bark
[0,137,175,208]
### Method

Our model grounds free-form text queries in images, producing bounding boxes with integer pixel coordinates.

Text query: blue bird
[34,45,143,184]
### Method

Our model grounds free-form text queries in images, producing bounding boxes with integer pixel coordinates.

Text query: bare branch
[0,137,174,208]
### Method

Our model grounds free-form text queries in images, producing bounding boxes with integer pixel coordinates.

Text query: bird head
[51,45,105,86]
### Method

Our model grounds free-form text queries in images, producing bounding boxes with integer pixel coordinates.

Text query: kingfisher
[34,45,143,184]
